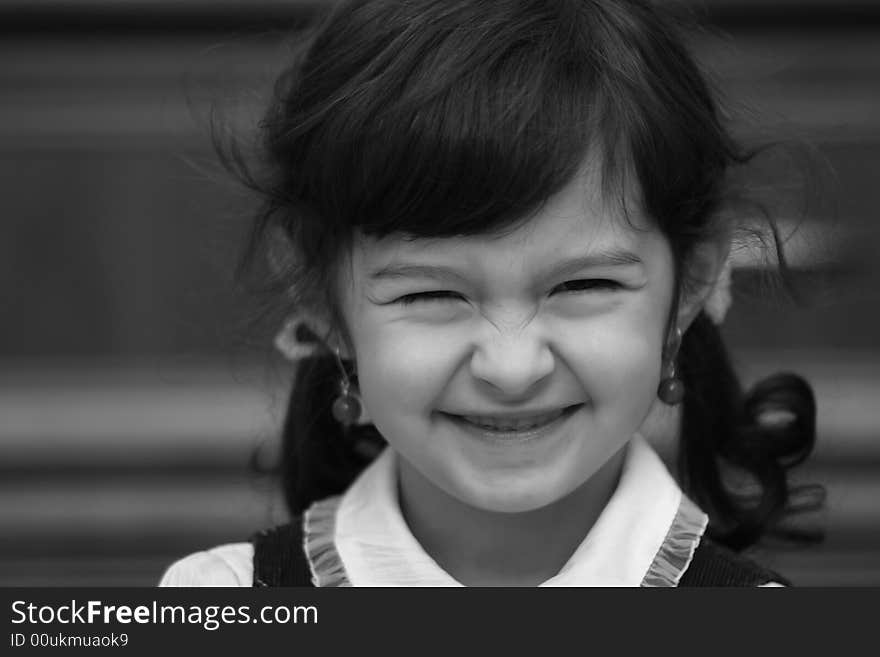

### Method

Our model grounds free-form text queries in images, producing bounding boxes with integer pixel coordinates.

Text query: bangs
[263,0,735,250]
[282,1,611,239]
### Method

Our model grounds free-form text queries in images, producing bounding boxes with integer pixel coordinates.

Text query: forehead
[350,163,657,272]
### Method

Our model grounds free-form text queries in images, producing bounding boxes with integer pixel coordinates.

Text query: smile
[459,409,567,431]
[441,404,582,446]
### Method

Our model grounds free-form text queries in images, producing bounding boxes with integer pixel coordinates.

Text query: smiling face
[336,166,677,514]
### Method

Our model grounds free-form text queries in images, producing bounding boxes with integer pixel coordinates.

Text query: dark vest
[250,519,788,587]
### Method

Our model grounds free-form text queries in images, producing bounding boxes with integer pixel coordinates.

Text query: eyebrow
[544,249,645,279]
[369,248,644,282]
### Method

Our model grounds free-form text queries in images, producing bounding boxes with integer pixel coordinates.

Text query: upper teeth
[461,409,565,431]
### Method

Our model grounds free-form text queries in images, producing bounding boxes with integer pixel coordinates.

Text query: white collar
[302,435,707,587]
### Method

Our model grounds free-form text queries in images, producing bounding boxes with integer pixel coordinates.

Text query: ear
[299,307,356,361]
[267,226,358,362]
[676,235,732,332]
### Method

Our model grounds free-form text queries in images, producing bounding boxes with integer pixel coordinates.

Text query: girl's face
[338,166,676,514]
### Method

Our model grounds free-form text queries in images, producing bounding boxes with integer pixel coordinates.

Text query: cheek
[587,281,673,403]
[560,315,663,409]
[353,321,463,416]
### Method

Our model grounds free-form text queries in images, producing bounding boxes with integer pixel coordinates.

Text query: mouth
[441,404,582,444]
[458,408,569,431]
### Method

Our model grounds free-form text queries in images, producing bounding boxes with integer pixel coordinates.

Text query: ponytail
[279,354,386,515]
[677,312,824,550]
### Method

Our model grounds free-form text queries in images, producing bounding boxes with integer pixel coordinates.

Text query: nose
[469,326,555,399]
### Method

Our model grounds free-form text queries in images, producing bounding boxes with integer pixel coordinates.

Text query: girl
[161,0,821,587]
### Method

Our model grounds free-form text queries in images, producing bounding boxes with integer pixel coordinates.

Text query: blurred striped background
[1,0,878,585]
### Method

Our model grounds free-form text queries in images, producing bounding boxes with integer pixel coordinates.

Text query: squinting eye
[552,279,621,294]
[397,291,465,305]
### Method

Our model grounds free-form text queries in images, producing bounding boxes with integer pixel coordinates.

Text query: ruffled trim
[640,493,709,587]
[303,496,351,587]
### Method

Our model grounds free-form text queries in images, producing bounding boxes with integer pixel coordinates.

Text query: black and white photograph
[2,0,879,597]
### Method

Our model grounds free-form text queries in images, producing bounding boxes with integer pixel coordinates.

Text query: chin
[446,447,622,516]
[451,475,578,515]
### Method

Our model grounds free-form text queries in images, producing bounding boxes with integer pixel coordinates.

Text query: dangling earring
[330,347,363,426]
[657,327,685,405]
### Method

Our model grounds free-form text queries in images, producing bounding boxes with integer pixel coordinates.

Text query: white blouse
[159,435,756,587]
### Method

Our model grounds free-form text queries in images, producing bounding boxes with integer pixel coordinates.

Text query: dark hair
[228,0,823,550]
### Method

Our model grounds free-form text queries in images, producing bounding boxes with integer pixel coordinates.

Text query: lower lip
[443,406,581,446]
